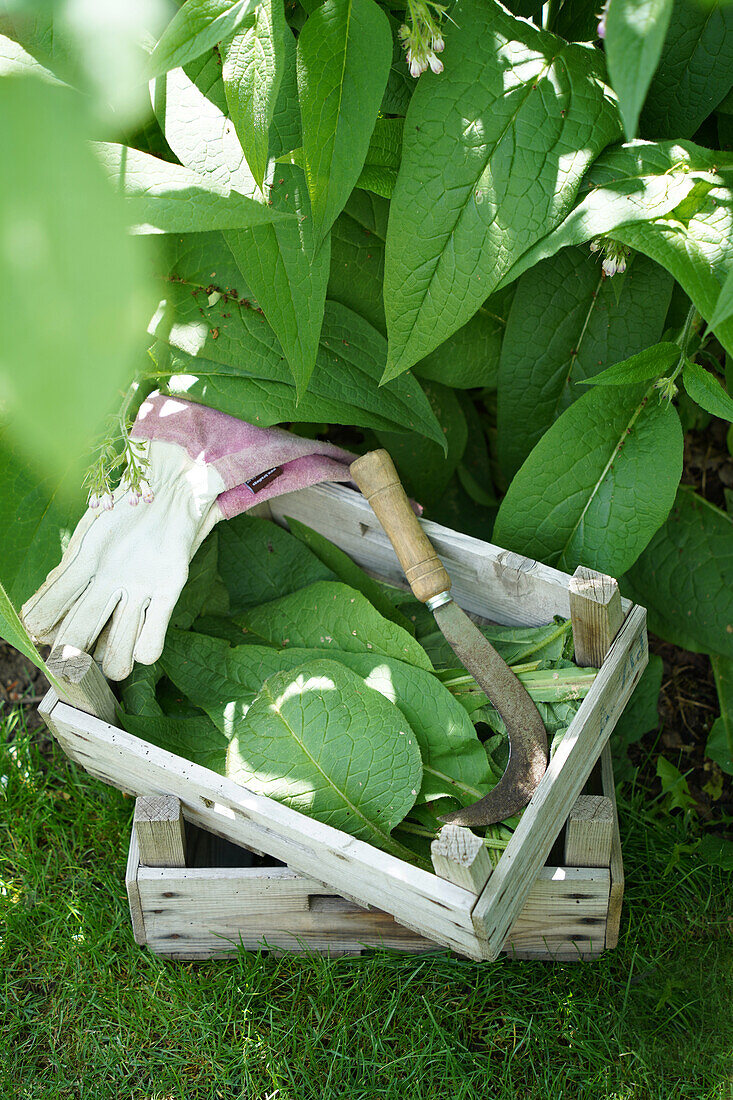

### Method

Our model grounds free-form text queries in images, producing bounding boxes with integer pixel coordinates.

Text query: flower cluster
[590,237,631,277]
[398,0,446,78]
[84,423,153,512]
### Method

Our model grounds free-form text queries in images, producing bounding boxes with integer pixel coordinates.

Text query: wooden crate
[127,746,622,961]
[39,482,646,962]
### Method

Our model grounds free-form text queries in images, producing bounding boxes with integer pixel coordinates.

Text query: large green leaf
[227,658,422,857]
[237,581,434,669]
[0,437,84,608]
[613,182,733,356]
[606,0,673,140]
[413,288,514,391]
[218,515,335,612]
[499,139,728,287]
[221,0,286,190]
[0,580,48,677]
[497,249,673,479]
[123,713,229,774]
[583,343,681,386]
[641,0,733,139]
[382,0,621,380]
[161,629,490,804]
[94,142,293,233]
[285,517,414,633]
[356,117,403,200]
[151,247,444,445]
[683,359,733,421]
[623,488,733,658]
[494,384,684,575]
[150,0,261,78]
[328,190,388,332]
[153,39,329,394]
[296,0,392,245]
[376,382,468,510]
[0,77,152,482]
[0,32,65,85]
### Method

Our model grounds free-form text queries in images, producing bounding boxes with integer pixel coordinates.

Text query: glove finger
[22,569,93,642]
[54,586,123,657]
[92,619,113,670]
[100,594,148,682]
[133,593,180,667]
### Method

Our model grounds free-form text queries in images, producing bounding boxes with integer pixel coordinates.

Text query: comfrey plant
[1,0,733,781]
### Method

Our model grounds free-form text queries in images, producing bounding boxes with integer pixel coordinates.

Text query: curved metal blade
[433,601,548,827]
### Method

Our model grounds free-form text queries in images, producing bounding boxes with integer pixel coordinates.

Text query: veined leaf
[285,517,414,633]
[497,249,673,479]
[296,0,392,244]
[414,288,514,391]
[583,343,680,386]
[237,581,434,669]
[150,0,261,78]
[382,0,621,380]
[494,384,683,575]
[683,360,733,422]
[623,488,733,658]
[376,382,468,510]
[328,191,388,332]
[613,183,733,356]
[0,32,66,85]
[606,0,673,140]
[123,713,229,774]
[218,515,335,612]
[150,235,444,445]
[94,142,293,233]
[221,0,286,189]
[356,117,403,199]
[161,630,490,804]
[227,659,422,858]
[153,38,329,393]
[500,139,728,287]
[708,266,733,329]
[641,0,733,139]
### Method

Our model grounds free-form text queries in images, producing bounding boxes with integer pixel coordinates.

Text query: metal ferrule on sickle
[349,449,548,827]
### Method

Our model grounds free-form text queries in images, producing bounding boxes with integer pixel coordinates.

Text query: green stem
[396,821,509,851]
[669,304,699,384]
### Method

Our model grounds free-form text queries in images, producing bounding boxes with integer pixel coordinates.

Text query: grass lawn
[1,706,732,1100]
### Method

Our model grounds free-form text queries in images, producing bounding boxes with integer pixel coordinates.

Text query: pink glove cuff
[131,392,355,516]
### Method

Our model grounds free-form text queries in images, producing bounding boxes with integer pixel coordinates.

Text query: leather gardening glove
[22,392,354,680]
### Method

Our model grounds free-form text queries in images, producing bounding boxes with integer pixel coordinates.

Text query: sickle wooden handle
[350,449,451,604]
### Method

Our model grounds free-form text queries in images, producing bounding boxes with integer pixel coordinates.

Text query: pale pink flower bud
[128,490,140,507]
[428,52,443,74]
[88,493,100,510]
[432,35,445,52]
[141,482,154,504]
[409,53,423,78]
[602,257,618,276]
[101,492,114,511]
[589,239,602,253]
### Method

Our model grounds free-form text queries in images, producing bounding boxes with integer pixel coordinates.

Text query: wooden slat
[268,484,632,627]
[134,795,187,868]
[600,744,625,949]
[431,825,492,894]
[133,863,608,961]
[563,796,614,868]
[125,829,147,946]
[472,606,647,959]
[40,691,485,959]
[569,567,625,669]
[46,645,119,724]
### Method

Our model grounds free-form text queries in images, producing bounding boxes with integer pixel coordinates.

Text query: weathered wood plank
[472,606,646,959]
[125,829,147,946]
[134,795,187,868]
[601,743,625,949]
[564,796,614,868]
[133,863,608,961]
[46,645,119,724]
[569,567,625,668]
[268,484,631,626]
[431,825,492,894]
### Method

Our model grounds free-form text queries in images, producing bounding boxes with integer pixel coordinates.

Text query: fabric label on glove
[245,466,283,494]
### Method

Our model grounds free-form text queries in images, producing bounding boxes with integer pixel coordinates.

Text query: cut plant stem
[396,821,510,850]
[437,666,598,704]
[423,766,484,800]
